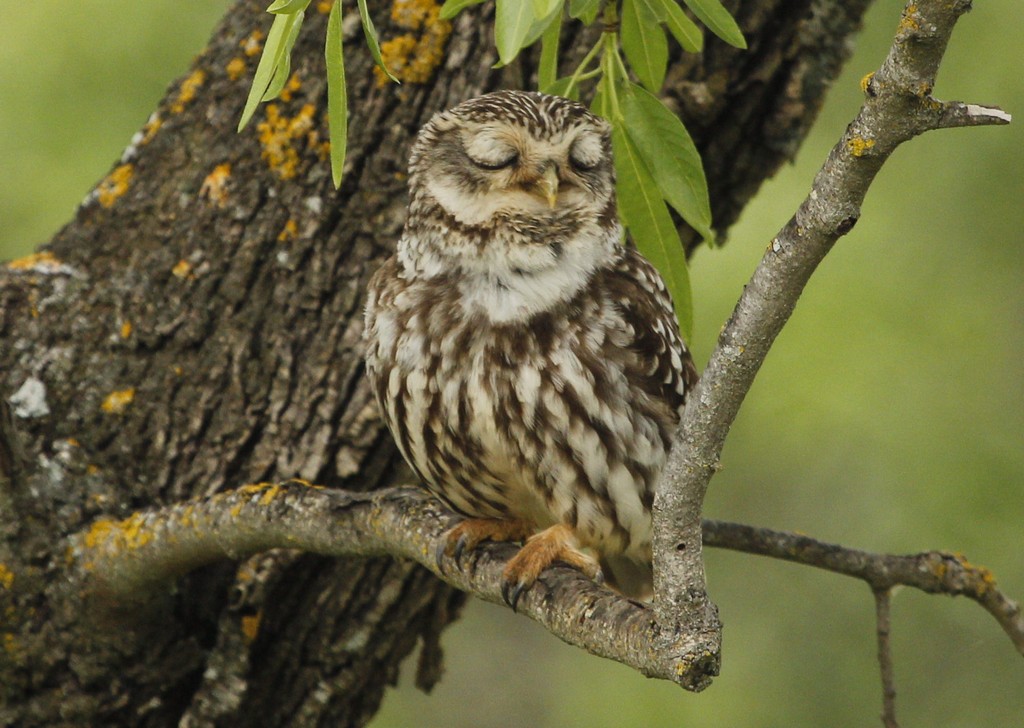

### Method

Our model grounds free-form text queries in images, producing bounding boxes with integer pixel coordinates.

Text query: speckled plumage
[364,91,697,599]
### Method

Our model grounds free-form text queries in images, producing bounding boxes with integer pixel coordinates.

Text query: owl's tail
[600,554,653,601]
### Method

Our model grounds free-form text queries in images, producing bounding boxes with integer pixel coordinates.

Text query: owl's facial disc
[422,119,611,226]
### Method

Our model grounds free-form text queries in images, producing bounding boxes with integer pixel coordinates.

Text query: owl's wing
[605,247,698,423]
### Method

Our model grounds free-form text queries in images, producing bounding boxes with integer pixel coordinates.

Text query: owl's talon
[453,532,470,567]
[435,517,534,577]
[502,579,527,612]
[433,539,449,574]
[497,523,602,610]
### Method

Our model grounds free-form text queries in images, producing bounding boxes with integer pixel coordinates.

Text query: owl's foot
[500,524,604,611]
[434,517,534,573]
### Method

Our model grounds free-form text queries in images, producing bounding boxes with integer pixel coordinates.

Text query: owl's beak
[534,165,560,208]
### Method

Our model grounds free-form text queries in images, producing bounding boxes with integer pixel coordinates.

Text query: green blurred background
[2,2,1021,726]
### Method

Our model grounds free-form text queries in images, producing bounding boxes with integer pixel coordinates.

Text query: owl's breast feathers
[364,245,696,562]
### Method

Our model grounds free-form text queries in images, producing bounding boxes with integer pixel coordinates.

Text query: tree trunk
[0,0,873,724]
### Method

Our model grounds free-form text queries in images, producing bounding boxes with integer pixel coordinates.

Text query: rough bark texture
[0,0,873,724]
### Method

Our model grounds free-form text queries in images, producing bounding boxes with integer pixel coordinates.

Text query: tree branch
[66,483,1023,696]
[66,481,717,691]
[702,519,1024,657]
[873,588,900,728]
[653,0,1011,632]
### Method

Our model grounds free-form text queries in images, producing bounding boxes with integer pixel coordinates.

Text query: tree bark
[0,0,874,724]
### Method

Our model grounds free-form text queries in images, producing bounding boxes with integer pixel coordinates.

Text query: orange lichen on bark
[899,3,920,33]
[97,164,134,208]
[240,29,266,57]
[81,514,154,559]
[200,163,233,207]
[257,103,317,180]
[5,251,61,272]
[847,136,876,157]
[141,114,163,144]
[226,57,247,81]
[100,388,135,415]
[0,564,14,589]
[120,320,133,339]
[278,73,302,102]
[172,259,193,279]
[241,611,263,643]
[376,0,452,87]
[277,219,298,242]
[171,69,207,114]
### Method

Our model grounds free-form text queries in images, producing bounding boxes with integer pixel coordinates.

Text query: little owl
[364,90,697,607]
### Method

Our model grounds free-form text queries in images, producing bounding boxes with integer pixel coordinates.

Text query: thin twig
[874,588,900,728]
[702,519,1024,657]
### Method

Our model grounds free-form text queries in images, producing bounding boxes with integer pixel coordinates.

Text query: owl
[364,90,697,607]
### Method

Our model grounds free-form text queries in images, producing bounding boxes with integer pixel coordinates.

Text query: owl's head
[408,91,616,229]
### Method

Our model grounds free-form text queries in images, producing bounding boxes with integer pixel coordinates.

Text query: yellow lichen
[100,388,135,415]
[859,72,874,94]
[0,564,14,590]
[240,29,266,57]
[3,633,19,655]
[847,136,875,157]
[241,611,263,643]
[277,218,298,242]
[86,464,102,475]
[899,4,920,33]
[200,163,233,207]
[82,513,154,554]
[172,259,193,279]
[171,69,207,114]
[256,103,317,180]
[278,72,302,102]
[375,0,452,87]
[97,164,134,208]
[258,485,282,506]
[226,57,247,81]
[120,320,133,339]
[5,251,62,272]
[141,114,163,145]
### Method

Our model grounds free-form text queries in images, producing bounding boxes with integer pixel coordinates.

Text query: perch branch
[66,483,1024,695]
[653,0,1011,633]
[66,481,717,691]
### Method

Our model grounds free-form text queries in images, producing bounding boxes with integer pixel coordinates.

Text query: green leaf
[651,0,702,52]
[532,0,561,17]
[612,123,693,339]
[439,0,486,20]
[238,11,304,132]
[538,7,563,93]
[325,0,347,188]
[682,0,746,48]
[621,83,712,240]
[568,0,601,24]
[262,10,305,100]
[524,0,564,47]
[357,0,399,83]
[620,0,667,92]
[495,0,537,65]
[266,0,311,14]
